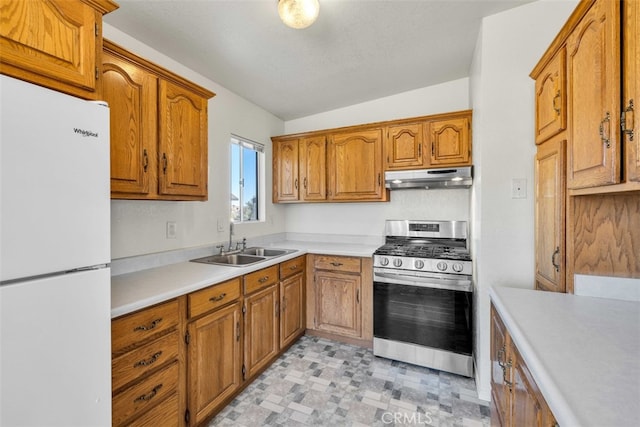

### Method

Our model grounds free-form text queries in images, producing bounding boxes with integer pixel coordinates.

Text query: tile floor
[210,335,490,426]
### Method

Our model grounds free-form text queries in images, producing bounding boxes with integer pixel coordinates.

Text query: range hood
[385,166,473,190]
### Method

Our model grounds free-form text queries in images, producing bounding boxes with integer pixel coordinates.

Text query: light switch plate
[511,178,527,199]
[166,221,177,239]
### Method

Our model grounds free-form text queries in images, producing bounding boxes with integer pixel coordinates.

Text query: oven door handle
[374,271,473,293]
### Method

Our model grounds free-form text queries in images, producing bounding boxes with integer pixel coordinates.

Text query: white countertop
[111,240,378,318]
[490,286,640,427]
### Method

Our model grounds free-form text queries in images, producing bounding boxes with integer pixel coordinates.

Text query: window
[231,135,263,222]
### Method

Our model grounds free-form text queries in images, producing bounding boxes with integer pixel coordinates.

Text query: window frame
[230,135,264,223]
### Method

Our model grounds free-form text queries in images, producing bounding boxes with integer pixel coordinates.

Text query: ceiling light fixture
[278,0,320,29]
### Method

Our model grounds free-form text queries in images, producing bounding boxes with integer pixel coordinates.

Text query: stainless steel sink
[190,247,296,267]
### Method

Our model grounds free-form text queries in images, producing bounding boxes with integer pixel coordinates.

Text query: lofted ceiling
[104,0,535,120]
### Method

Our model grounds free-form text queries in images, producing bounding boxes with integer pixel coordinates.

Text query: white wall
[469,0,579,400]
[104,24,287,260]
[283,78,472,238]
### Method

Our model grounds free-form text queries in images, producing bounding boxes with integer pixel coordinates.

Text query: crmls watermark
[381,411,434,425]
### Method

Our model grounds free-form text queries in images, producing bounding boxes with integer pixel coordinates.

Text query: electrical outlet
[166,221,177,239]
[511,178,527,199]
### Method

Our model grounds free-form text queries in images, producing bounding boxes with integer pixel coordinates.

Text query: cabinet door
[534,48,566,144]
[490,306,511,427]
[300,136,327,201]
[624,0,639,182]
[328,129,384,200]
[280,272,305,349]
[244,284,279,380]
[534,137,566,293]
[273,139,299,202]
[158,79,209,198]
[314,271,361,338]
[385,123,425,169]
[187,302,241,425]
[512,347,545,427]
[0,0,104,98]
[566,0,621,189]
[429,116,471,166]
[102,50,157,196]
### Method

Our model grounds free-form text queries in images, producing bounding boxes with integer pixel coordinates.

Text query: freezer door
[0,75,110,281]
[0,268,111,426]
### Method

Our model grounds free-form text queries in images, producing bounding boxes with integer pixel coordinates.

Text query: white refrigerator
[0,75,111,426]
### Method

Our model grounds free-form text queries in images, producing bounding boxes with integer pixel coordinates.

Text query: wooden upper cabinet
[158,79,209,198]
[0,0,117,99]
[300,136,327,201]
[429,115,471,166]
[328,129,386,201]
[385,123,425,169]
[534,48,566,144]
[103,40,215,201]
[273,139,299,202]
[624,0,639,182]
[566,0,621,189]
[535,136,566,293]
[102,50,156,195]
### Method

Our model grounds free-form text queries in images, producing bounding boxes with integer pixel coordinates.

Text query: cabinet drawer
[127,392,180,427]
[112,300,180,354]
[314,255,361,273]
[112,361,179,427]
[244,265,279,295]
[280,256,306,279]
[112,331,179,391]
[188,278,241,318]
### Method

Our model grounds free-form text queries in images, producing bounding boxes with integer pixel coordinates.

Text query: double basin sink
[190,247,297,267]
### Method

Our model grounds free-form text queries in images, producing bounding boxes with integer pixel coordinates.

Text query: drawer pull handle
[551,247,560,272]
[330,262,343,267]
[134,384,163,403]
[258,276,269,283]
[209,293,227,302]
[289,265,298,270]
[552,90,561,115]
[133,318,162,332]
[599,112,611,148]
[134,351,162,368]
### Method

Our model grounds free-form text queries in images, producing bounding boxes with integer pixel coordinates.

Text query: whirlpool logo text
[73,128,99,138]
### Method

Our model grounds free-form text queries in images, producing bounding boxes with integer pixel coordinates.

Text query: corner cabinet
[328,129,386,201]
[0,0,118,99]
[102,40,215,201]
[490,305,557,427]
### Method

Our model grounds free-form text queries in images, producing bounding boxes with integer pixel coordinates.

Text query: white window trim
[231,135,265,223]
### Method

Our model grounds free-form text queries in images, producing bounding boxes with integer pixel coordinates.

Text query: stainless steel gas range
[373,220,474,377]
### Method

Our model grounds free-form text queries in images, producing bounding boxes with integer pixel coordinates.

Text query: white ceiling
[104,0,534,120]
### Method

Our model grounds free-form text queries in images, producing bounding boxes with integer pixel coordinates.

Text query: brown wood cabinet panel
[328,129,385,201]
[535,136,566,293]
[112,299,180,354]
[385,123,425,169]
[300,135,327,200]
[244,284,279,380]
[534,48,566,144]
[512,347,545,427]
[566,0,621,189]
[280,255,306,280]
[126,392,180,427]
[188,278,241,319]
[429,116,471,166]
[112,361,179,427]
[112,331,179,392]
[314,270,361,338]
[280,272,305,349]
[624,0,639,182]
[313,255,361,274]
[273,139,299,202]
[490,305,511,427]
[102,49,157,195]
[158,79,209,198]
[187,302,241,425]
[244,264,279,295]
[0,0,117,99]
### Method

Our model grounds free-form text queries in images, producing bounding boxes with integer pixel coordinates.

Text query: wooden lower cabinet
[187,302,242,426]
[243,283,280,380]
[314,270,362,338]
[491,305,557,427]
[280,271,305,349]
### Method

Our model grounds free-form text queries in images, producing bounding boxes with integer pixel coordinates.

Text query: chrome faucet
[228,222,234,251]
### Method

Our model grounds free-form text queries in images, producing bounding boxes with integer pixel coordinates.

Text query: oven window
[374,282,472,355]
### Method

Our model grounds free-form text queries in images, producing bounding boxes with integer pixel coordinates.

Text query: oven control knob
[436,261,448,271]
[379,257,389,266]
[414,260,425,269]
[452,263,464,273]
[393,258,403,268]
